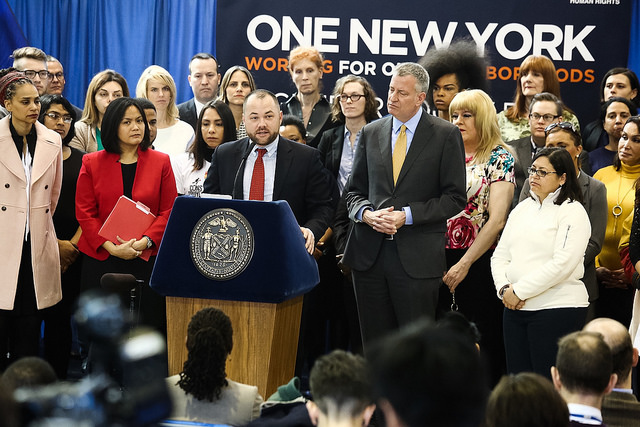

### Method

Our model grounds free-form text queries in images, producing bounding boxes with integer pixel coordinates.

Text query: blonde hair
[136,65,179,122]
[449,89,508,164]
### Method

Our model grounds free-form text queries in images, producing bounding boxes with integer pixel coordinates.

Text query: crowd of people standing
[2,42,640,426]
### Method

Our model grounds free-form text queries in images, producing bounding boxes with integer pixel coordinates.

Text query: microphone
[232,140,257,199]
[100,273,141,293]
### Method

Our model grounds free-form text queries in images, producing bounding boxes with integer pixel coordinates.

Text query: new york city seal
[190,208,254,280]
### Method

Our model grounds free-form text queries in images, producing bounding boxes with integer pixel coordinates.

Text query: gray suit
[520,171,607,302]
[506,136,534,209]
[344,111,466,346]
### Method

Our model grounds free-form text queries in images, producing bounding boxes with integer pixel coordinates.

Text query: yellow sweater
[594,163,640,269]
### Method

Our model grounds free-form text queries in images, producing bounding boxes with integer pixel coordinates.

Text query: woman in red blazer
[76,97,177,337]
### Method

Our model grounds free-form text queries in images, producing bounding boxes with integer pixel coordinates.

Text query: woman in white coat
[0,69,62,370]
[491,147,590,378]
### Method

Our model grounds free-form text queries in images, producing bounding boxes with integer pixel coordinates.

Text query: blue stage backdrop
[216,0,632,125]
[0,0,27,68]
[5,0,217,111]
[1,0,638,126]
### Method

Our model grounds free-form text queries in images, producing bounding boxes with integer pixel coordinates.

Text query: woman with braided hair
[0,68,63,370]
[165,307,263,425]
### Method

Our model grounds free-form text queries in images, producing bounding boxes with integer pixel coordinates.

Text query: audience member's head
[136,65,180,122]
[437,310,481,350]
[218,65,256,107]
[485,372,569,427]
[0,68,36,109]
[551,331,617,408]
[369,319,487,427]
[544,121,583,173]
[38,94,77,145]
[11,46,49,95]
[528,92,564,146]
[101,97,151,153]
[189,100,236,172]
[81,69,129,126]
[134,97,158,143]
[187,53,220,103]
[177,307,233,402]
[584,318,639,389]
[329,74,379,124]
[307,350,375,427]
[0,357,57,393]
[280,114,307,144]
[418,39,488,119]
[599,97,636,140]
[45,55,66,95]
[600,67,640,106]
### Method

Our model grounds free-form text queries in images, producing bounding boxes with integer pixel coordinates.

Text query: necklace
[613,174,635,235]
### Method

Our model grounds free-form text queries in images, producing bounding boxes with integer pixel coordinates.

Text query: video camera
[14,287,172,426]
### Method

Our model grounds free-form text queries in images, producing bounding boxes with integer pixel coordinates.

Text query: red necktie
[249,148,267,200]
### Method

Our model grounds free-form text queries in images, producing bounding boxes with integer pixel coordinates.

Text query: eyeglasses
[545,121,578,136]
[339,94,364,103]
[22,69,51,80]
[45,112,73,124]
[527,167,558,178]
[50,72,65,80]
[529,112,560,122]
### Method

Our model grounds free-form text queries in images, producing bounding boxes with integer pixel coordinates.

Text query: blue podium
[150,196,319,398]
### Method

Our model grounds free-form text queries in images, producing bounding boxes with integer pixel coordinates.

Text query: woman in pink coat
[0,68,63,370]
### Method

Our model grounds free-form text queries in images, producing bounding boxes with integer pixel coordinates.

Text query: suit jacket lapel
[31,130,60,185]
[273,138,293,200]
[232,138,252,198]
[378,118,393,186]
[0,134,25,182]
[331,126,344,174]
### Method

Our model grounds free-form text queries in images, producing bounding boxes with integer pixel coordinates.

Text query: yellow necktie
[392,125,407,185]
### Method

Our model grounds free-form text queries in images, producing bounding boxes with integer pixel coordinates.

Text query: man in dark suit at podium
[203,89,335,254]
[344,62,466,350]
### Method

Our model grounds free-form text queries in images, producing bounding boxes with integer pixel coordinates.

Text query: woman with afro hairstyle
[419,39,489,122]
[165,307,264,425]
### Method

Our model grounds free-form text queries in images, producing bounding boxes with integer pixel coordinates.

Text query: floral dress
[446,145,515,250]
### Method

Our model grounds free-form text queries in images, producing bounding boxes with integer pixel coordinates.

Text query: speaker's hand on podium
[300,227,315,255]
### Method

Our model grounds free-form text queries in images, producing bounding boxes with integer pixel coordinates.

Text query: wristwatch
[143,235,154,249]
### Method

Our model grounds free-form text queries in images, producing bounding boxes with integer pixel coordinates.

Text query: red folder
[98,195,156,261]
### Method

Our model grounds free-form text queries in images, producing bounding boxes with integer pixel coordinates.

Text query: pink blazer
[0,118,63,310]
[75,147,178,261]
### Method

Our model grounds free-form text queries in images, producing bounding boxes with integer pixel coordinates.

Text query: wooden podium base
[166,295,303,399]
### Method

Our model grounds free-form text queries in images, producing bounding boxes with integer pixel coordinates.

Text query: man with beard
[588,97,636,174]
[203,89,335,254]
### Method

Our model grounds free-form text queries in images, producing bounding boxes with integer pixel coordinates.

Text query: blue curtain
[5,0,217,108]
[0,0,27,68]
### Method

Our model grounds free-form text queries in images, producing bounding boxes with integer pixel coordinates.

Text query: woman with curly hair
[419,39,489,122]
[438,89,515,386]
[166,307,263,425]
